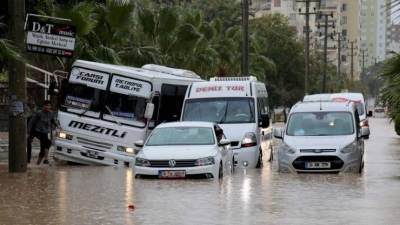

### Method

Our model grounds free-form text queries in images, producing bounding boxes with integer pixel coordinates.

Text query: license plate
[159,170,186,178]
[305,162,331,169]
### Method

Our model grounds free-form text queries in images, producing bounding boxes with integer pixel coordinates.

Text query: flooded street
[1,118,399,225]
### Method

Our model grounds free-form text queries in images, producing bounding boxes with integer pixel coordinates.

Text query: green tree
[381,54,400,135]
[250,14,303,108]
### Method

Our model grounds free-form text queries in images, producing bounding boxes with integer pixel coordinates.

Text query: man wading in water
[27,100,57,165]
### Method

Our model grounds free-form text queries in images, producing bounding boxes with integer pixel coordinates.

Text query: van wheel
[268,145,274,162]
[256,148,263,168]
[231,157,235,174]
[218,162,223,179]
[358,160,364,173]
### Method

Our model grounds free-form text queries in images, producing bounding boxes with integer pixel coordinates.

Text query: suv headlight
[56,131,73,140]
[340,141,357,154]
[281,142,296,154]
[195,157,215,166]
[135,157,151,167]
[117,145,135,154]
[241,132,257,148]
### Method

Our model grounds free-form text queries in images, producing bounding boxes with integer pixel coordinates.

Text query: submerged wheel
[358,160,364,173]
[219,162,223,179]
[256,148,263,168]
[231,157,235,174]
[268,145,274,162]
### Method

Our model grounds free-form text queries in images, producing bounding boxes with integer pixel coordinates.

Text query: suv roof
[290,101,355,113]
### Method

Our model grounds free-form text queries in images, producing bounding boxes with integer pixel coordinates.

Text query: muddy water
[0,118,399,225]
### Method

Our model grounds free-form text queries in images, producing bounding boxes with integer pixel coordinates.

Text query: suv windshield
[287,112,354,136]
[182,98,255,124]
[146,127,215,146]
[103,92,147,127]
[63,83,103,117]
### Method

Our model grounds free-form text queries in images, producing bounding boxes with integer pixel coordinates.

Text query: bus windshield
[63,83,104,117]
[182,98,255,124]
[103,92,147,127]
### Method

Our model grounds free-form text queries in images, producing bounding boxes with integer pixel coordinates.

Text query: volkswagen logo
[168,159,176,167]
[314,149,322,153]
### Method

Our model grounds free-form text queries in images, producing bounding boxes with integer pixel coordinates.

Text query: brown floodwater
[0,118,399,225]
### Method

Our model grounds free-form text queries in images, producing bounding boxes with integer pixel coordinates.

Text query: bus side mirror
[144,103,154,119]
[367,111,373,117]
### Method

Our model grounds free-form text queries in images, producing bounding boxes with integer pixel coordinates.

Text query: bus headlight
[117,146,135,154]
[57,131,73,140]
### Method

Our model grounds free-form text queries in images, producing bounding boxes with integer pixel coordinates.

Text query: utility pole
[347,40,357,81]
[317,11,335,93]
[8,0,27,172]
[331,32,346,79]
[241,0,249,76]
[297,0,320,95]
[360,49,368,74]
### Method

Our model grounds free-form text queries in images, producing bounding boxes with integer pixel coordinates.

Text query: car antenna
[319,98,322,110]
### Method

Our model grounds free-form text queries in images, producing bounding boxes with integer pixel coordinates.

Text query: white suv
[274,101,369,173]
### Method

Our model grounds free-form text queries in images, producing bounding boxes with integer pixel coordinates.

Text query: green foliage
[395,114,400,135]
[0,17,23,63]
[381,55,400,128]
[0,70,7,81]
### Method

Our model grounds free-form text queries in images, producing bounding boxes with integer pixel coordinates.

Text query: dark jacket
[28,110,56,134]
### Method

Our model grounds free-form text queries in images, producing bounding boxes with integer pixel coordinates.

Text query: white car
[134,122,234,179]
[274,101,369,173]
[373,107,386,118]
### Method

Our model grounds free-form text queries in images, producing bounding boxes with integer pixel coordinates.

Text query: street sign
[25,14,76,57]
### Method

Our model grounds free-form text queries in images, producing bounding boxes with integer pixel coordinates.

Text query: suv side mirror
[144,103,154,119]
[367,110,373,117]
[219,139,231,146]
[259,114,270,128]
[273,128,283,139]
[134,140,144,148]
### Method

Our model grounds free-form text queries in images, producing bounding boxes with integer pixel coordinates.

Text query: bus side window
[158,84,188,123]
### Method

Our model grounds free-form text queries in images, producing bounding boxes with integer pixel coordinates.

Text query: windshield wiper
[105,105,122,126]
[78,107,90,117]
[218,104,228,124]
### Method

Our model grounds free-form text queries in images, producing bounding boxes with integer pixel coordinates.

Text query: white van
[274,101,369,173]
[180,76,272,168]
[54,60,202,166]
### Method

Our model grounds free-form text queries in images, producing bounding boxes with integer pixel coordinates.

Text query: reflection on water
[0,118,399,225]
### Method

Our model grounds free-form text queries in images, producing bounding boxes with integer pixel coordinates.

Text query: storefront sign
[25,15,76,57]
[69,67,109,90]
[110,75,152,98]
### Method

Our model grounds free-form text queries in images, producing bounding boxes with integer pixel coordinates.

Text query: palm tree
[381,54,400,134]
[0,18,23,81]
